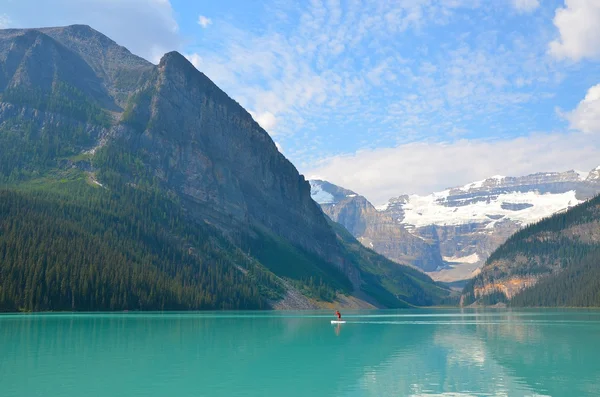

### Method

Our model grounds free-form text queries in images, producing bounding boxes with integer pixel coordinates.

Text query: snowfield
[400,190,581,228]
[443,253,480,264]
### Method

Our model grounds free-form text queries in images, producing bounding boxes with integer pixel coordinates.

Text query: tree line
[0,183,283,312]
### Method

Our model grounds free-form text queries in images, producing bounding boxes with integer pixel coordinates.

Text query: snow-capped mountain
[383,170,592,229]
[586,166,600,181]
[309,180,356,204]
[310,167,600,281]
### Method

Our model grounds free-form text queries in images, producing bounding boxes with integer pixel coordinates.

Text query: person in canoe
[335,310,341,320]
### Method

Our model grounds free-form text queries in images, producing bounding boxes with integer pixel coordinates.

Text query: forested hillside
[0,179,281,311]
[462,193,600,307]
[510,249,600,306]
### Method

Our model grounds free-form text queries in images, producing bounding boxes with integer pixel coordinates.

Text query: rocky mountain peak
[309,179,358,204]
[48,24,110,41]
[39,24,150,68]
[159,50,192,69]
[116,47,343,264]
[586,166,600,182]
[36,25,153,107]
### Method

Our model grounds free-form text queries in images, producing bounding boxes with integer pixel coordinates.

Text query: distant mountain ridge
[311,167,600,280]
[0,25,449,311]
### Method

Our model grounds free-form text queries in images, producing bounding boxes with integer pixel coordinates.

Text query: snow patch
[588,169,600,180]
[375,202,390,211]
[347,194,357,198]
[400,190,582,227]
[443,253,480,264]
[484,221,498,229]
[309,181,335,204]
[434,189,451,199]
[460,176,505,192]
[576,170,590,180]
[462,179,484,190]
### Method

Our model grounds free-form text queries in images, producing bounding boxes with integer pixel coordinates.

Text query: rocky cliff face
[311,170,600,280]
[120,52,344,266]
[311,180,444,271]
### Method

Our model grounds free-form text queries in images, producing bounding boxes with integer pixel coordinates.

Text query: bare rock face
[311,181,444,271]
[118,52,344,267]
[473,274,540,300]
[307,180,441,275]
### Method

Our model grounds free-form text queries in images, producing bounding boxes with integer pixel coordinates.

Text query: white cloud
[249,111,278,132]
[198,15,212,28]
[549,0,600,61]
[1,0,180,63]
[306,132,600,205]
[566,83,600,133]
[513,0,540,13]
[186,53,202,69]
[193,0,489,137]
[0,14,11,28]
[275,142,284,153]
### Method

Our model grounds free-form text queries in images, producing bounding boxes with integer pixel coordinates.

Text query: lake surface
[2,309,600,396]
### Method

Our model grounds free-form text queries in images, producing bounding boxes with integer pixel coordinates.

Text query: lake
[1,309,600,396]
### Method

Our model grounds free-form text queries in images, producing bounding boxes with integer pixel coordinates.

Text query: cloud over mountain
[567,84,600,134]
[307,130,600,205]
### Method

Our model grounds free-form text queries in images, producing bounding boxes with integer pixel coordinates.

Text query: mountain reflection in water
[1,310,598,397]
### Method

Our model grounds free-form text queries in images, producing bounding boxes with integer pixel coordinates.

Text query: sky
[2,0,600,205]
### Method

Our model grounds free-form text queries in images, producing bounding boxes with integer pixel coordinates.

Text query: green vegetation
[328,218,451,307]
[0,94,105,185]
[120,85,155,132]
[1,83,111,126]
[510,249,600,307]
[244,227,353,302]
[0,79,115,185]
[463,194,600,307]
[0,178,283,312]
[0,125,446,311]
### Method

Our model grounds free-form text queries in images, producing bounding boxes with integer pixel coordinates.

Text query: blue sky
[3,0,600,203]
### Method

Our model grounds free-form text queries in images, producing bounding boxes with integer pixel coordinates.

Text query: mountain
[0,25,449,311]
[310,180,445,271]
[461,193,600,307]
[311,169,600,280]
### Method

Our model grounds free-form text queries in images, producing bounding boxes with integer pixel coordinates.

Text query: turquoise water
[2,310,600,396]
